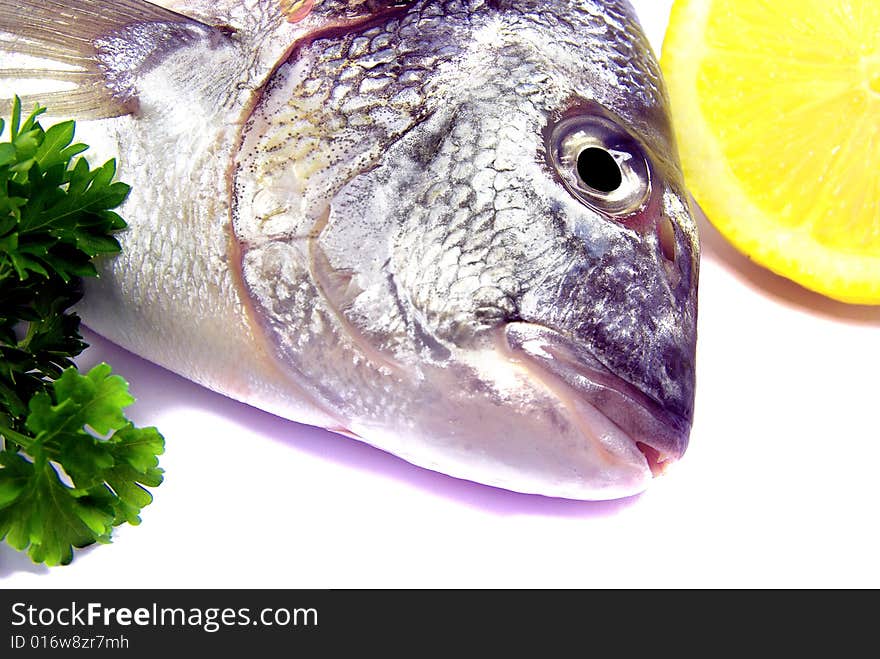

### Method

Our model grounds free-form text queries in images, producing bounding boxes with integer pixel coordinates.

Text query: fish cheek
[317,100,554,360]
[384,104,581,350]
[310,109,479,360]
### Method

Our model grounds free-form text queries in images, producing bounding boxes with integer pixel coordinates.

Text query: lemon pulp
[867,57,880,94]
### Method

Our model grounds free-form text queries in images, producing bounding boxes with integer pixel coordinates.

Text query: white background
[3,0,880,588]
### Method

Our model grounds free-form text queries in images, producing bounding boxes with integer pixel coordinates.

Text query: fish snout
[501,322,692,474]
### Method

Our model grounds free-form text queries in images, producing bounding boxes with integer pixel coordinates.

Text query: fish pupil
[577,147,622,193]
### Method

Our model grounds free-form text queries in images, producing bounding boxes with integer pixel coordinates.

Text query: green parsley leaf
[0,364,164,566]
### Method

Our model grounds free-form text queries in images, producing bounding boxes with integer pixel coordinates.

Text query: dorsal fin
[0,0,224,119]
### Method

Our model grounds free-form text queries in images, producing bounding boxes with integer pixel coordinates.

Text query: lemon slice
[661,0,880,304]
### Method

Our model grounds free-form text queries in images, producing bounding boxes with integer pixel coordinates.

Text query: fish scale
[0,0,699,499]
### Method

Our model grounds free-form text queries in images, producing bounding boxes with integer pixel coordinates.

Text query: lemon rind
[661,0,880,305]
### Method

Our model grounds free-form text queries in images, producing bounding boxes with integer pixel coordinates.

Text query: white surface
[3,0,880,588]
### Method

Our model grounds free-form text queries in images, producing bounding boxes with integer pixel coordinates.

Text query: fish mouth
[501,322,690,478]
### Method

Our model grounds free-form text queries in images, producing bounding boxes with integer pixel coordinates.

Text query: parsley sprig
[0,98,164,566]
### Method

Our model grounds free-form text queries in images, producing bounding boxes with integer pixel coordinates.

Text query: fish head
[235,1,698,499]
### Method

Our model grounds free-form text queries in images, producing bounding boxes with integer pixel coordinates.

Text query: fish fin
[326,425,363,441]
[279,0,315,23]
[309,242,404,374]
[0,0,224,119]
[310,243,364,312]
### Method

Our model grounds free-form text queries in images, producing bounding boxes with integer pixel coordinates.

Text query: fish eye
[550,115,651,215]
[577,147,623,193]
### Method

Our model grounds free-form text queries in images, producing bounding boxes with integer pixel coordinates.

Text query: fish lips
[501,322,691,475]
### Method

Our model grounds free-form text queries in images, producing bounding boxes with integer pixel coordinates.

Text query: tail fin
[0,0,219,119]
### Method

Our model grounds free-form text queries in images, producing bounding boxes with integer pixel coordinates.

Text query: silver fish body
[0,0,699,499]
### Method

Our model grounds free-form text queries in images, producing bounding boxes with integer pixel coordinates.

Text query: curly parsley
[0,98,164,566]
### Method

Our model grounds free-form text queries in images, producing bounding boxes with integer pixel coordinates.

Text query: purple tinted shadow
[0,543,51,578]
